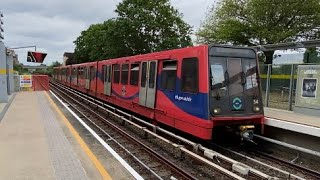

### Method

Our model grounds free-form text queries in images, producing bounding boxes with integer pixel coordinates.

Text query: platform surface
[0,93,15,122]
[0,91,133,180]
[264,107,320,137]
[264,107,320,128]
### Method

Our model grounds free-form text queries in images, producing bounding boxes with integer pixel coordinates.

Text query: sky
[1,0,213,66]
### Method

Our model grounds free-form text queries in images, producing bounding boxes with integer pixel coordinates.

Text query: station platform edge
[264,107,320,138]
[0,91,134,180]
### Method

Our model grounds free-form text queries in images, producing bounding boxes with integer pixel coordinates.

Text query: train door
[139,61,158,108]
[85,67,90,89]
[67,68,70,85]
[76,67,79,85]
[227,58,245,110]
[90,66,95,90]
[103,65,112,96]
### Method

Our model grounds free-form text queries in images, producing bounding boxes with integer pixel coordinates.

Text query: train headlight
[213,108,221,115]
[253,105,260,112]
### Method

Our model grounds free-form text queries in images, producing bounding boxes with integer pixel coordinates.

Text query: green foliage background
[197,0,320,64]
[74,0,192,64]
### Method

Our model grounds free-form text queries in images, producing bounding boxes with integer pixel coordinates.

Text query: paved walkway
[0,94,15,122]
[0,92,95,179]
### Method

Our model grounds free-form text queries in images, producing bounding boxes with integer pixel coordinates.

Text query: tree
[303,48,320,64]
[74,19,130,63]
[13,63,28,74]
[74,0,193,63]
[50,61,62,67]
[197,0,320,64]
[115,0,192,55]
[46,61,62,76]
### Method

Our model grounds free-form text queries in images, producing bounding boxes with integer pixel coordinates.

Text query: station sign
[27,51,47,63]
[20,75,32,88]
[295,65,320,115]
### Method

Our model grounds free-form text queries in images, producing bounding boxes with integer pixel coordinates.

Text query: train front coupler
[238,125,255,142]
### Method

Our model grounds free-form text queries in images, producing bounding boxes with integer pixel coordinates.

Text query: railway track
[50,81,244,179]
[253,149,320,179]
[50,83,196,179]
[251,136,320,179]
[50,80,318,179]
[207,142,320,180]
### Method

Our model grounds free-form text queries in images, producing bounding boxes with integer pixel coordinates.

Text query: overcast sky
[2,0,213,65]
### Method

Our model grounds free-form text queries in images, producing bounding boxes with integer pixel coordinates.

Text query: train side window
[66,68,70,77]
[113,64,120,83]
[161,61,177,90]
[181,58,199,93]
[90,66,96,80]
[83,67,87,79]
[148,62,156,88]
[108,66,112,83]
[76,67,79,84]
[102,65,107,82]
[79,67,83,79]
[141,62,147,87]
[72,68,76,78]
[103,65,111,82]
[121,64,129,85]
[130,63,140,86]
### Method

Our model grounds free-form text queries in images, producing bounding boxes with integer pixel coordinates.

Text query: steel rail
[51,86,162,179]
[253,150,320,179]
[209,143,305,180]
[50,80,279,179]
[50,83,198,180]
[50,80,246,179]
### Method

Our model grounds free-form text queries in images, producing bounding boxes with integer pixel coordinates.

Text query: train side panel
[154,46,212,139]
[95,46,212,139]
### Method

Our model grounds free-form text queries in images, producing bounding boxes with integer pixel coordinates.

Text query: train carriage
[54,44,264,140]
[59,66,71,86]
[70,63,85,91]
[71,62,98,96]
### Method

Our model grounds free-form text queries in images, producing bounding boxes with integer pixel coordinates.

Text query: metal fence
[13,75,50,91]
[32,75,50,91]
[259,63,314,110]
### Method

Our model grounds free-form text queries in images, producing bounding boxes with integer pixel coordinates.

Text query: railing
[14,75,50,91]
[259,63,317,110]
[32,75,50,91]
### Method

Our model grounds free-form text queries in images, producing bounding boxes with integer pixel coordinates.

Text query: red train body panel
[53,45,264,140]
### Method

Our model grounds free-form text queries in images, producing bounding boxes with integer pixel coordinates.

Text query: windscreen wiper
[224,71,230,86]
[241,71,246,85]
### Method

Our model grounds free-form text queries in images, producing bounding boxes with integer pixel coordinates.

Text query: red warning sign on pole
[27,51,47,63]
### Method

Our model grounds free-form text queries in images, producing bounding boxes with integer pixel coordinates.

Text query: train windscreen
[209,46,262,116]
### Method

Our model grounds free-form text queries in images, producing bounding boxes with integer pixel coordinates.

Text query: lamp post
[0,11,4,41]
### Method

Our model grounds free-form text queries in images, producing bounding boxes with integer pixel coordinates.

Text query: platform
[0,93,15,122]
[264,107,320,137]
[0,91,134,180]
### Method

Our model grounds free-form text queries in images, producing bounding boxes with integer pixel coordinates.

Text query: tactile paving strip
[36,92,88,180]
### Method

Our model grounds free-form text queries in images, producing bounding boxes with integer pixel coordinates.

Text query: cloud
[2,0,212,65]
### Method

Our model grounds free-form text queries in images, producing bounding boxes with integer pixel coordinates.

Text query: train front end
[208,45,264,140]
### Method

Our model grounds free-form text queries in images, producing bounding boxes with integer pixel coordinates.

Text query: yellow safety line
[45,92,112,180]
[260,74,298,79]
[0,69,14,75]
[0,69,6,75]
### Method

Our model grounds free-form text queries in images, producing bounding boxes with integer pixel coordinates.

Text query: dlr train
[53,45,264,140]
